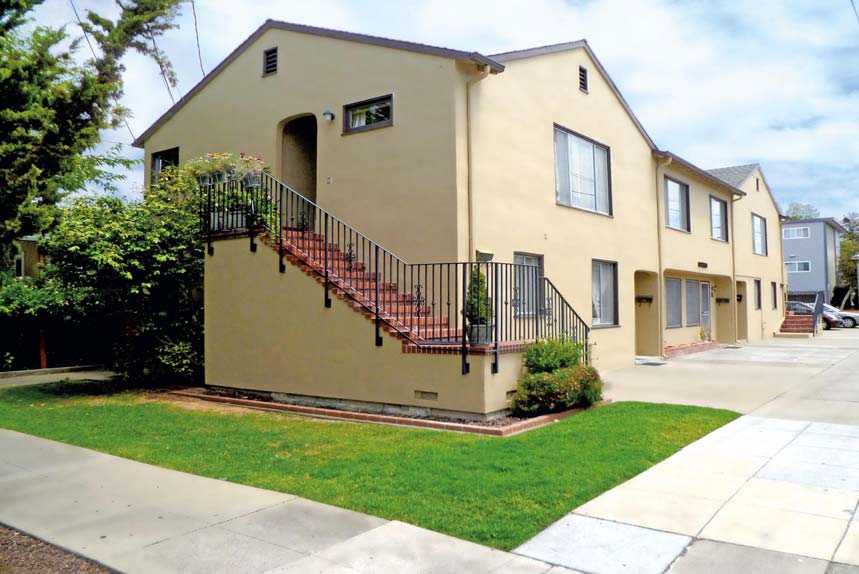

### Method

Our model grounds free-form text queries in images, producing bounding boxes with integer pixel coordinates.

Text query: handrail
[202,172,591,370]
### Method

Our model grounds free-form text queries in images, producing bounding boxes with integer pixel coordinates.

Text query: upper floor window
[783,227,810,240]
[665,177,690,231]
[592,260,618,326]
[710,196,728,241]
[578,66,588,92]
[151,147,179,181]
[786,261,811,273]
[514,252,544,316]
[343,95,393,134]
[752,214,768,255]
[262,47,278,75]
[554,126,611,215]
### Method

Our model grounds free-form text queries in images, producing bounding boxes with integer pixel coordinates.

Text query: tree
[0,0,181,270]
[785,202,820,220]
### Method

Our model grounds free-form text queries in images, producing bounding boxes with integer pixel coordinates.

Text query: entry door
[700,282,712,336]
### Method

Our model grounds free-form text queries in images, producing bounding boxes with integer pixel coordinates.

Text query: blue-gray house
[782,217,847,301]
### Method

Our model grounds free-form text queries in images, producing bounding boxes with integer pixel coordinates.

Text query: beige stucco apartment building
[134,21,786,416]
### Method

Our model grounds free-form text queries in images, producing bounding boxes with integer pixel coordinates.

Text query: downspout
[654,154,671,357]
[730,195,740,342]
[466,64,491,259]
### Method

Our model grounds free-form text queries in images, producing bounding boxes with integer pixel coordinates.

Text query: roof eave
[654,151,747,197]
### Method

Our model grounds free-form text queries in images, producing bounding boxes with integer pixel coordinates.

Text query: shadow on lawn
[34,378,189,398]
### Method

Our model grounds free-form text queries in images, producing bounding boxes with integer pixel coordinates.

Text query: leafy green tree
[0,0,181,270]
[785,202,820,220]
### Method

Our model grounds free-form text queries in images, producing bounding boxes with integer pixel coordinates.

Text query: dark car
[785,301,843,330]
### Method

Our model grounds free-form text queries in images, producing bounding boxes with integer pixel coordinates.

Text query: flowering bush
[185,152,235,176]
[236,152,265,178]
[511,365,602,416]
[523,339,583,373]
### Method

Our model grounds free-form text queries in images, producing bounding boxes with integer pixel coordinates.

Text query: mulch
[0,526,112,574]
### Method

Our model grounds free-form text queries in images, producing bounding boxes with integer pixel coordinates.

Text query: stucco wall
[468,48,659,370]
[143,27,469,265]
[205,238,521,415]
[783,221,826,293]
[732,167,785,340]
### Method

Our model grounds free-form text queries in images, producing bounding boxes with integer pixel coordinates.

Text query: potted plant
[465,265,493,345]
[187,153,234,185]
[236,153,266,188]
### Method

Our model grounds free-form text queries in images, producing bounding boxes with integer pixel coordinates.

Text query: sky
[30,0,859,217]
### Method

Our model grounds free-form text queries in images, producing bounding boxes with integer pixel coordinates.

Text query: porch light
[322,109,335,121]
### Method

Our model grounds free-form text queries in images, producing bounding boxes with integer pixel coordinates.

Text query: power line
[851,0,859,24]
[68,0,137,141]
[147,27,176,104]
[190,0,205,77]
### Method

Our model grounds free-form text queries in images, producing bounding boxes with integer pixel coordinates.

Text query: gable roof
[133,20,504,147]
[705,164,758,188]
[654,151,746,196]
[490,40,657,150]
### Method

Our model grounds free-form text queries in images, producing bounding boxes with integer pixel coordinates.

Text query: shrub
[511,365,603,416]
[523,339,583,373]
[465,266,493,325]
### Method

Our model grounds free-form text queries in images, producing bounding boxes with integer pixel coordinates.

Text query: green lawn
[0,381,738,550]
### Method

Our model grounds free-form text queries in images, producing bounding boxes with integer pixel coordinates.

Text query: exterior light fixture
[475,250,494,262]
[322,109,335,121]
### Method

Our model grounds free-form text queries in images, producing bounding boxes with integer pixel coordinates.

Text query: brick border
[167,389,611,437]
[663,341,720,358]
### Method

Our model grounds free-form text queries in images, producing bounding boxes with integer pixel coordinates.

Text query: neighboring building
[781,217,847,302]
[133,21,787,417]
[10,236,44,279]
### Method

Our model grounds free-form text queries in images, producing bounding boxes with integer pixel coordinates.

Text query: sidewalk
[0,369,114,389]
[0,430,574,574]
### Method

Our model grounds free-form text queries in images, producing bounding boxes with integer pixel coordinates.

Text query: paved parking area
[516,331,859,574]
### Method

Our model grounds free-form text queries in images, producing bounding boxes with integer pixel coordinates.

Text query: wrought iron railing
[202,172,590,372]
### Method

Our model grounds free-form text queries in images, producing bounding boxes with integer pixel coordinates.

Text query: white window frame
[785,261,812,273]
[514,253,544,316]
[665,277,683,328]
[752,214,768,255]
[783,227,810,240]
[592,260,618,327]
[710,196,728,242]
[554,125,612,215]
[665,177,690,232]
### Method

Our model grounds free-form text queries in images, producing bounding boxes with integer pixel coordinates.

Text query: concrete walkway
[0,368,115,389]
[516,331,859,574]
[0,430,574,574]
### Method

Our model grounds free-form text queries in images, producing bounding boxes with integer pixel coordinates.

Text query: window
[554,126,611,215]
[514,253,544,316]
[592,260,618,326]
[665,177,690,231]
[666,277,682,328]
[783,227,810,239]
[752,214,768,255]
[13,254,23,278]
[756,177,760,191]
[685,279,701,326]
[343,95,393,134]
[262,47,278,75]
[771,282,778,309]
[151,147,179,181]
[754,279,762,310]
[710,196,728,241]
[786,261,812,273]
[578,66,588,92]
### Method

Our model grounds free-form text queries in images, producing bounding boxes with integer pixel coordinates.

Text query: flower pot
[196,174,212,186]
[211,172,227,184]
[243,172,262,189]
[468,324,493,346]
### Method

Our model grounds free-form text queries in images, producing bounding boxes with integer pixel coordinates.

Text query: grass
[0,381,738,550]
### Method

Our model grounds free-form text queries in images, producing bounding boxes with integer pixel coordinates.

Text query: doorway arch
[281,115,317,202]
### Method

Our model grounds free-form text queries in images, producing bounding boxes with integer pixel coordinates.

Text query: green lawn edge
[0,382,739,550]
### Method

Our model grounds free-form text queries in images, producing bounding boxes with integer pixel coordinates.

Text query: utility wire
[190,0,205,77]
[851,0,859,24]
[147,28,176,104]
[68,0,137,141]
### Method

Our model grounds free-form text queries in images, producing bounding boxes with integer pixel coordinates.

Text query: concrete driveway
[516,331,859,574]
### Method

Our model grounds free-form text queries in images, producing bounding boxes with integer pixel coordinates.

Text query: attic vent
[263,47,278,75]
[756,177,760,191]
[578,66,588,92]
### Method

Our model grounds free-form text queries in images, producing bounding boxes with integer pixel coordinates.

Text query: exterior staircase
[779,312,816,335]
[204,172,590,373]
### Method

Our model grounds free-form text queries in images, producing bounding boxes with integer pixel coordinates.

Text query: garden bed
[169,387,611,436]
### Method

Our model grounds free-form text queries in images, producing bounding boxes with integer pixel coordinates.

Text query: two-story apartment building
[781,217,846,302]
[134,21,786,417]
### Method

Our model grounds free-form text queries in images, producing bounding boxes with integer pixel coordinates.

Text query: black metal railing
[812,290,825,335]
[203,172,590,372]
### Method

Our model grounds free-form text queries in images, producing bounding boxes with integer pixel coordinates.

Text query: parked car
[785,301,844,330]
[823,304,859,328]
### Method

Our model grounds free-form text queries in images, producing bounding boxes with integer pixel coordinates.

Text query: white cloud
[26,0,859,214]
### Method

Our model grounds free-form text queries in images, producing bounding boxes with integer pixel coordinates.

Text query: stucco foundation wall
[469,49,659,371]
[205,238,521,415]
